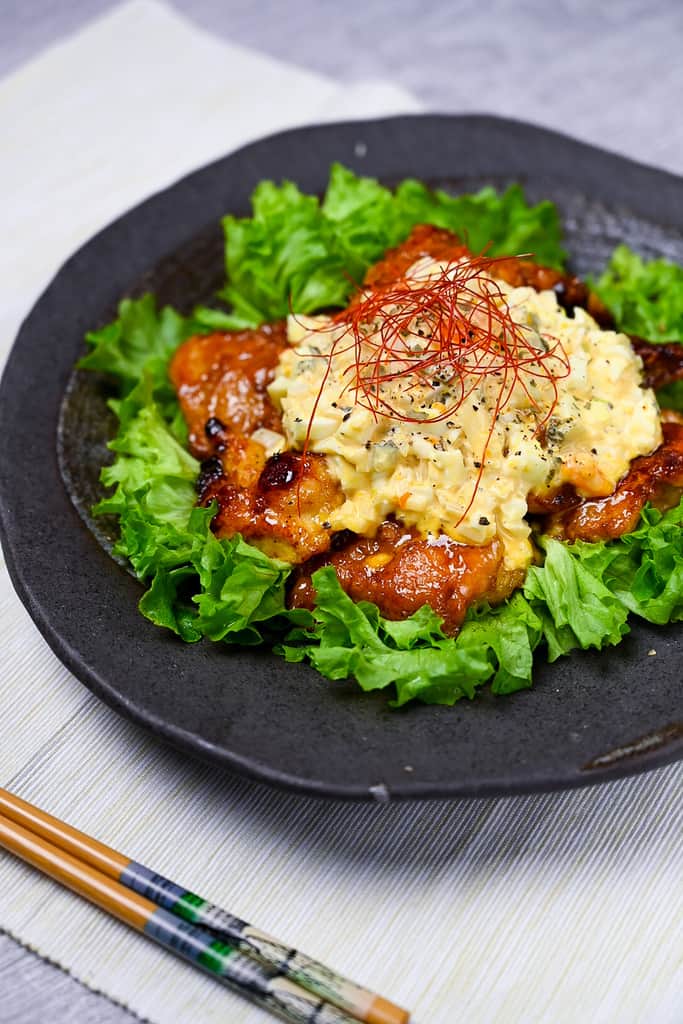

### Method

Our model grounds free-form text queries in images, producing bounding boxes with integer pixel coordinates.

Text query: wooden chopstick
[0,788,409,1024]
[0,809,363,1024]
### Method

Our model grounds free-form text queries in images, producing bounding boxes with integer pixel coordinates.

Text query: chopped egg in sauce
[267,256,661,573]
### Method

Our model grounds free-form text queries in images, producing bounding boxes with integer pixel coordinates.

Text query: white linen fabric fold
[0,3,681,1023]
[1,0,420,350]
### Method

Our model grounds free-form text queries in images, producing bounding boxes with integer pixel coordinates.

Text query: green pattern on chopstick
[143,907,356,1024]
[121,860,388,1023]
[0,786,407,1024]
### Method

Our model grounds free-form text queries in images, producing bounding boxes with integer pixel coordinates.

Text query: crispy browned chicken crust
[200,430,343,563]
[288,523,525,631]
[629,336,683,391]
[169,322,286,458]
[169,225,683,633]
[365,223,613,324]
[544,422,683,542]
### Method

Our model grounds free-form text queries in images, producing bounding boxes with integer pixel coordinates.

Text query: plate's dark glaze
[1,115,682,800]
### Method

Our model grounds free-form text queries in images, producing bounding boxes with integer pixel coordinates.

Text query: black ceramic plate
[1,115,682,800]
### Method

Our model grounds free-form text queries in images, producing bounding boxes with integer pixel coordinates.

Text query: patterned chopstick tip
[121,860,409,1024]
[143,908,358,1024]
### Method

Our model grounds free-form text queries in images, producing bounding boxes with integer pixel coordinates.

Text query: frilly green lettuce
[194,163,566,330]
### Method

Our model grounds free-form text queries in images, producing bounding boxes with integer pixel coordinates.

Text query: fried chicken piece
[363,224,471,288]
[366,225,683,391]
[660,409,683,425]
[169,323,287,458]
[288,521,525,634]
[544,422,683,542]
[526,484,582,517]
[171,325,342,562]
[492,257,614,325]
[198,430,343,563]
[629,335,683,391]
[363,223,612,320]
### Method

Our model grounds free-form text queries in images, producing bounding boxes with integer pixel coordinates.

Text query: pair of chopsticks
[0,788,408,1024]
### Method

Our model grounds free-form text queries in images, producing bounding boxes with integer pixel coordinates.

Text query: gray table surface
[2,2,682,1021]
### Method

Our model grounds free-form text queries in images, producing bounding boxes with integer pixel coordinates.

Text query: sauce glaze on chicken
[169,226,683,634]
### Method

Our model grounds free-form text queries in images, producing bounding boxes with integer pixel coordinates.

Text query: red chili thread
[294,253,571,528]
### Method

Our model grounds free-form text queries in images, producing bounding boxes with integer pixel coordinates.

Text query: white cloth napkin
[0,3,681,1023]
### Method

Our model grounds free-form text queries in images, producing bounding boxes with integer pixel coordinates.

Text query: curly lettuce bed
[80,164,683,706]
